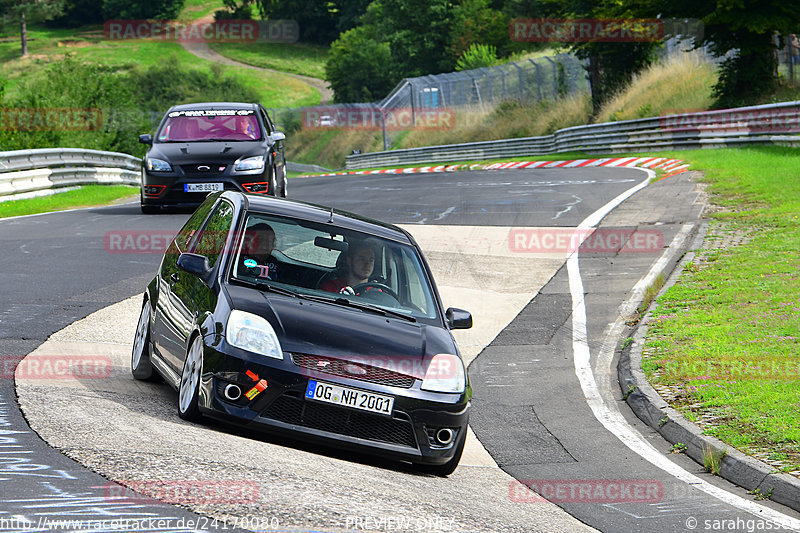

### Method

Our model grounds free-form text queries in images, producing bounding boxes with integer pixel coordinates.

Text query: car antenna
[328,207,334,223]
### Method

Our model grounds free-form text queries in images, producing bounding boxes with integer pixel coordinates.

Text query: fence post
[528,59,542,101]
[544,56,557,97]
[510,61,524,100]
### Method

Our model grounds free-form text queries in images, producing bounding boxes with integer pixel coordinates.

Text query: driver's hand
[339,286,355,296]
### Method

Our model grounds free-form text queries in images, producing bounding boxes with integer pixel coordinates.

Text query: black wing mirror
[177,253,213,285]
[138,134,153,145]
[445,307,472,330]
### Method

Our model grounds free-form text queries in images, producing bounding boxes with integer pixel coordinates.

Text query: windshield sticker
[168,109,254,118]
[243,259,257,268]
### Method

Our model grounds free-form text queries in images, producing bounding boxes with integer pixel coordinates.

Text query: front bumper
[141,167,272,207]
[196,342,470,466]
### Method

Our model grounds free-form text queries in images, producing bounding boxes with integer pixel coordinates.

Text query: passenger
[320,241,376,295]
[240,223,279,281]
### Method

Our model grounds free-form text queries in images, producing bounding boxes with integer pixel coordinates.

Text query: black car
[131,191,473,475]
[138,102,287,214]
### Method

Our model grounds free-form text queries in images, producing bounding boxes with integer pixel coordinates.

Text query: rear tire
[178,336,204,422]
[416,429,466,477]
[131,300,158,381]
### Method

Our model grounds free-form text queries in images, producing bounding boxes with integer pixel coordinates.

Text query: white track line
[567,169,800,529]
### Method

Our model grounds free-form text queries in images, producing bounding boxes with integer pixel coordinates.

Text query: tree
[325,26,394,103]
[450,0,512,60]
[644,0,800,106]
[455,43,499,71]
[101,0,185,20]
[0,0,65,57]
[522,0,661,114]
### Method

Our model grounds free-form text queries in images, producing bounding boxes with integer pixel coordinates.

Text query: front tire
[131,300,157,380]
[279,167,288,198]
[178,336,204,422]
[141,204,160,214]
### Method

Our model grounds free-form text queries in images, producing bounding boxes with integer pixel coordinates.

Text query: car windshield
[157,111,261,142]
[229,212,440,322]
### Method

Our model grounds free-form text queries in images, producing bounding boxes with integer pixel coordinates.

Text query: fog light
[243,182,269,194]
[143,185,166,197]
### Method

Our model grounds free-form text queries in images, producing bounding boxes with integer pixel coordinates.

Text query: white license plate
[184,183,223,193]
[305,380,394,416]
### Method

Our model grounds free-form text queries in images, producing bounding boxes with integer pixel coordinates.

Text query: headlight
[421,354,466,393]
[225,310,283,360]
[146,157,172,172]
[234,155,265,172]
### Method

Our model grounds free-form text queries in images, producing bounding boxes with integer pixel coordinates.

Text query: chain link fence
[267,53,589,150]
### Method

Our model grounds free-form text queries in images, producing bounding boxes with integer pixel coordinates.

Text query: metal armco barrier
[0,148,141,201]
[345,101,800,169]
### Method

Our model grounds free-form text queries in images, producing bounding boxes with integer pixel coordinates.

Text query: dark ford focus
[131,191,473,475]
[138,102,287,214]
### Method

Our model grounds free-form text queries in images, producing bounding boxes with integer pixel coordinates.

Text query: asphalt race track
[2,167,800,533]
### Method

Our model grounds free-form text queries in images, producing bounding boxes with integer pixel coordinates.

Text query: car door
[168,199,235,374]
[152,198,219,374]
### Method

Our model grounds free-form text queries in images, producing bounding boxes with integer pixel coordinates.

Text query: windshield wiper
[302,294,417,322]
[233,278,298,298]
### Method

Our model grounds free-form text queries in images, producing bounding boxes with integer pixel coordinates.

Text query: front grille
[291,353,417,389]
[261,394,417,448]
[180,164,227,175]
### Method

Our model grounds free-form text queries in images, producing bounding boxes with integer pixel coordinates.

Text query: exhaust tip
[224,383,242,401]
[435,428,454,445]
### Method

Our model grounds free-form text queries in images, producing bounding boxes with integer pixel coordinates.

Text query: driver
[240,223,279,281]
[320,240,378,295]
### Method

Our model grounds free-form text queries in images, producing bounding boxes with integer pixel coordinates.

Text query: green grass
[180,0,227,20]
[0,26,319,108]
[640,146,800,469]
[209,41,328,79]
[0,185,138,218]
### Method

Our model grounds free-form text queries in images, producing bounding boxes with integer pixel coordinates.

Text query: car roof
[222,191,414,245]
[166,102,259,112]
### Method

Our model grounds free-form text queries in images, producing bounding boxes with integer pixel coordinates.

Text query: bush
[0,56,262,156]
[102,0,185,20]
[455,43,498,71]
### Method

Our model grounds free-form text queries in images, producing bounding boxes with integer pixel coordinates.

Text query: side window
[259,107,274,134]
[175,197,216,252]
[193,201,235,267]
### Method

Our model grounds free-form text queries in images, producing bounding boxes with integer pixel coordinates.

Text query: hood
[149,141,265,165]
[226,285,459,374]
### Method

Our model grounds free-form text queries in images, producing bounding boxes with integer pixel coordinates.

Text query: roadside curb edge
[616,216,800,513]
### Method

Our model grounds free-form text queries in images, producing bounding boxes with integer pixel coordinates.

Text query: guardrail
[0,148,141,201]
[345,101,800,169]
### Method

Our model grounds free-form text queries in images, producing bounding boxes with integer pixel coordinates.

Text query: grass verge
[0,185,138,218]
[640,146,800,475]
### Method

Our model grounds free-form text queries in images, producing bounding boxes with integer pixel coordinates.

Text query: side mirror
[271,131,285,143]
[445,307,472,330]
[177,253,213,285]
[139,134,153,146]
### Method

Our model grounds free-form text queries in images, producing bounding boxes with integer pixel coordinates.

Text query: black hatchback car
[138,102,287,214]
[131,191,473,475]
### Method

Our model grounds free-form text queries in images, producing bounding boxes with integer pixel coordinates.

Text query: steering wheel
[352,282,398,300]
